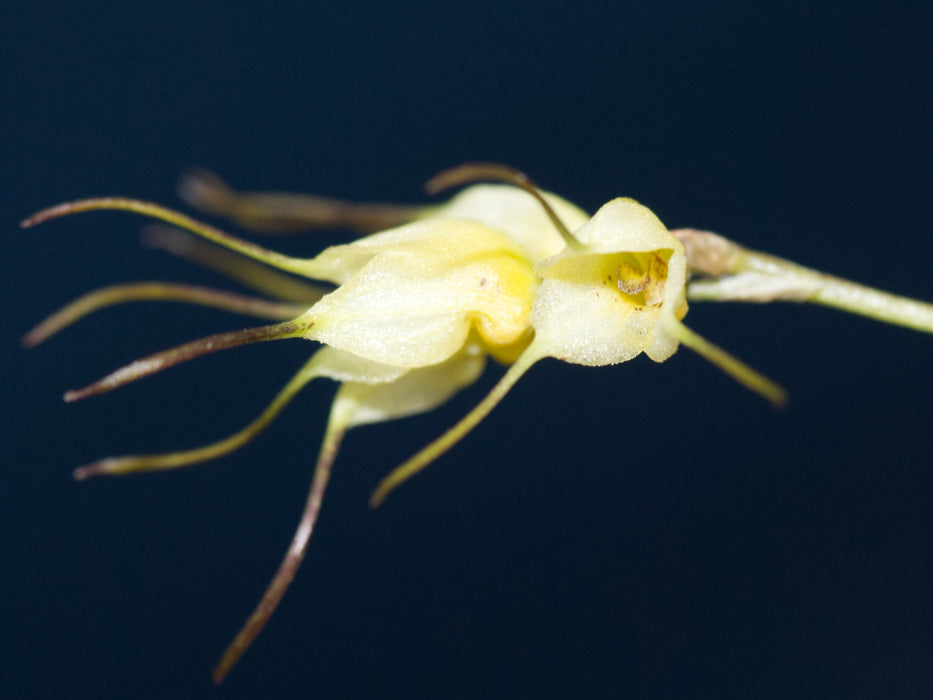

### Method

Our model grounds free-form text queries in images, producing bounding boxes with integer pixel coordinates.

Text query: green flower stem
[674,228,933,334]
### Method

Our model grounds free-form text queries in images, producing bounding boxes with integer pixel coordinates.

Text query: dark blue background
[4,2,933,698]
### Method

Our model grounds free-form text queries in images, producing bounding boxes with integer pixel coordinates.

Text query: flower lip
[528,197,687,367]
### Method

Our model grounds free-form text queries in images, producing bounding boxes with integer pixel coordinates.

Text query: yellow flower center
[615,251,669,307]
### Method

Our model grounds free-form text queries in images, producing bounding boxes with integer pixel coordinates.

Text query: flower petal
[531,198,687,366]
[332,345,487,429]
[302,219,537,367]
[436,184,590,262]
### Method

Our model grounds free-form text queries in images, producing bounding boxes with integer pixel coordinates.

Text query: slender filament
[64,319,309,402]
[665,318,788,408]
[23,282,308,348]
[212,419,346,683]
[370,346,541,507]
[142,224,328,304]
[22,198,316,278]
[73,354,326,480]
[179,168,430,233]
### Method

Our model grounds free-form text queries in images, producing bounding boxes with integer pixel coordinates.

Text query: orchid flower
[22,163,933,681]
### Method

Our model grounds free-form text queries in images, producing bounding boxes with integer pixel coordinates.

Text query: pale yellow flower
[25,163,933,682]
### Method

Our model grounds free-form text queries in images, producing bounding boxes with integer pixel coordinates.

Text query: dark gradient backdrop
[4,3,933,698]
